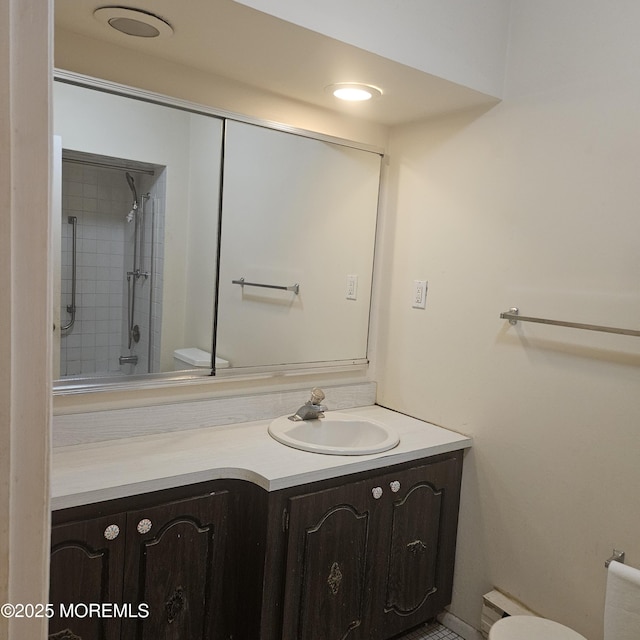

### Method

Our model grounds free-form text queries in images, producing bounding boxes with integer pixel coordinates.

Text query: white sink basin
[268,411,400,455]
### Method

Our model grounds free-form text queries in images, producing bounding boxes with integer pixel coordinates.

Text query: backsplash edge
[52,381,377,447]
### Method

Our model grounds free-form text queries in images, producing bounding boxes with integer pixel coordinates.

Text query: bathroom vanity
[50,406,471,640]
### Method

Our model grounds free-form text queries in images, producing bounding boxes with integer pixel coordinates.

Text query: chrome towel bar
[232,277,299,295]
[500,308,640,338]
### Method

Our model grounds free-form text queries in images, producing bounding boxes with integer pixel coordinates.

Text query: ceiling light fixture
[94,7,174,38]
[326,83,383,102]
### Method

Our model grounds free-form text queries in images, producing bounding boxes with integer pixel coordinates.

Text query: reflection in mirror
[216,121,381,371]
[52,75,384,393]
[53,80,224,383]
[59,152,164,377]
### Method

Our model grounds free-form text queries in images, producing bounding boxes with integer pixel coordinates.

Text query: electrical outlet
[346,275,358,300]
[412,280,428,309]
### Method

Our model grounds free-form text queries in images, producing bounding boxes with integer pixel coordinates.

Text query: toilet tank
[173,348,229,370]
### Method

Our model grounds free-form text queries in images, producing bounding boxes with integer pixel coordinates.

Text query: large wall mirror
[216,120,380,371]
[52,75,382,392]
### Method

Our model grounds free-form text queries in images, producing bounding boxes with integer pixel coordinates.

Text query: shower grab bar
[500,307,640,337]
[146,195,155,374]
[232,277,299,295]
[61,216,77,332]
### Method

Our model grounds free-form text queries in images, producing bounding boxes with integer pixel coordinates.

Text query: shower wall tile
[83,184,98,198]
[59,159,165,380]
[61,163,142,377]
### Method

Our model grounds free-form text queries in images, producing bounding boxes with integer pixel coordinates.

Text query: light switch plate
[412,280,428,309]
[346,275,358,300]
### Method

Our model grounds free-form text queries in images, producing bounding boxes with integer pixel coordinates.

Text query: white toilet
[489,557,640,640]
[172,347,229,371]
[489,615,587,640]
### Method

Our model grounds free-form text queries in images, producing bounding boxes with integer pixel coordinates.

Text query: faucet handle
[309,387,326,405]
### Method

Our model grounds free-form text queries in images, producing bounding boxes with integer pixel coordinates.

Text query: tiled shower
[59,155,165,378]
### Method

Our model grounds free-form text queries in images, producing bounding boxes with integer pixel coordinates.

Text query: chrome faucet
[288,388,328,421]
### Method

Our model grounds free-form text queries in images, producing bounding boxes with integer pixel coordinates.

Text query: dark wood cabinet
[49,512,127,640]
[278,454,463,640]
[49,491,228,640]
[50,451,464,640]
[282,479,375,640]
[121,493,228,640]
[375,458,461,637]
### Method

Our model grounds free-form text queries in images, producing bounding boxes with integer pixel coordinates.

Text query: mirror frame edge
[52,69,384,400]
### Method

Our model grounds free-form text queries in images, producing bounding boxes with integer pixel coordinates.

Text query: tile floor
[399,621,464,640]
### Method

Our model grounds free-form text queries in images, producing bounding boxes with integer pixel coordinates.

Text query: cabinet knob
[103,524,120,540]
[390,480,401,493]
[372,486,383,500]
[137,518,152,534]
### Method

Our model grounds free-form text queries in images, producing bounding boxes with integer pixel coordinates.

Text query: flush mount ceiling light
[326,83,383,102]
[94,7,174,38]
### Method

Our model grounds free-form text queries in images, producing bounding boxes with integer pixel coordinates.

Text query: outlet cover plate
[412,280,427,309]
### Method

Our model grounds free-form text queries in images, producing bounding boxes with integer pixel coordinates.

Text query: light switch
[346,275,358,300]
[412,280,428,309]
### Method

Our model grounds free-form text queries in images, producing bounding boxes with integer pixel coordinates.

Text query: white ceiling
[55,0,499,126]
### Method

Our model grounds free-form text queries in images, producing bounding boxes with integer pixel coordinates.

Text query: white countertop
[52,405,472,510]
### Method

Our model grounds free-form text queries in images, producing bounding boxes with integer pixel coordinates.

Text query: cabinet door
[282,480,379,640]
[121,491,228,640]
[49,512,127,640]
[374,457,463,637]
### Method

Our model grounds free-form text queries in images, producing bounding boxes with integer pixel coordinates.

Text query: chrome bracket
[605,549,625,568]
[503,307,519,325]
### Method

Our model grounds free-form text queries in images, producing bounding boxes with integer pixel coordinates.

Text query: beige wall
[377,2,640,638]
[184,115,224,356]
[54,29,388,150]
[52,5,640,639]
[53,28,388,411]
[1,0,52,638]
[235,0,511,97]
[54,82,225,371]
[217,120,380,368]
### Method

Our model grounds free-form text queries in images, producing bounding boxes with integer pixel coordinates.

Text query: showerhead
[125,172,138,206]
